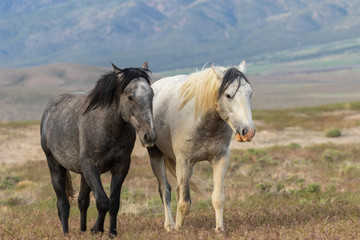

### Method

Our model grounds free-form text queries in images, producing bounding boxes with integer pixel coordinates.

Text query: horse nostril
[242,127,249,136]
[144,131,157,144]
[144,133,149,142]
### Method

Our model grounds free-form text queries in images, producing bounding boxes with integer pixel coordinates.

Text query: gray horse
[40,62,157,236]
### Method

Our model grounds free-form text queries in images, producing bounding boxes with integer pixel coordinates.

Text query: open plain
[1,99,360,239]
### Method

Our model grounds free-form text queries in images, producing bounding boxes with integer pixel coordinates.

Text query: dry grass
[1,142,360,239]
[1,101,360,239]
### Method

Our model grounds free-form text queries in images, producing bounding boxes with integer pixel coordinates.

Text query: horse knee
[179,200,191,216]
[109,199,120,216]
[96,197,110,213]
[212,192,224,210]
[78,196,90,211]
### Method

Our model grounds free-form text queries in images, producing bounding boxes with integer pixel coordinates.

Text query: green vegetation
[0,175,20,190]
[306,183,321,193]
[326,127,342,138]
[321,149,344,163]
[286,142,301,149]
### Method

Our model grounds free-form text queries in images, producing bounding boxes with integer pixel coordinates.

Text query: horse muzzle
[140,130,157,148]
[235,126,256,142]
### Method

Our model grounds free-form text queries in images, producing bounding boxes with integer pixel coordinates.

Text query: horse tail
[164,156,207,195]
[65,170,76,202]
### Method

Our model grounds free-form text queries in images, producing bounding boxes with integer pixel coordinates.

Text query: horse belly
[46,126,82,172]
[50,141,81,172]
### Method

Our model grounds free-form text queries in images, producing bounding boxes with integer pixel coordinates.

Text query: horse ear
[142,61,149,70]
[211,64,225,79]
[111,62,122,75]
[239,60,247,74]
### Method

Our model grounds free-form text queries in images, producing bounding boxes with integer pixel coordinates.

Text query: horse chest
[187,117,232,162]
[189,136,230,162]
[81,129,135,172]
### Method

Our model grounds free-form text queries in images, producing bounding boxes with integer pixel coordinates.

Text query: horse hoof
[164,223,175,232]
[109,230,117,238]
[174,225,182,231]
[215,226,225,234]
[91,228,104,234]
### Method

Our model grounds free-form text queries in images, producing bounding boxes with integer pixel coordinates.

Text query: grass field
[1,102,360,239]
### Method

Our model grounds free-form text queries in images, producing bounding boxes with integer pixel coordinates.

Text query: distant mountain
[0,0,360,71]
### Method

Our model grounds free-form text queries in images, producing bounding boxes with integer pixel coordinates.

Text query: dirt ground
[1,121,359,165]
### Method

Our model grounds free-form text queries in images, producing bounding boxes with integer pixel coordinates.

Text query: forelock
[218,67,249,98]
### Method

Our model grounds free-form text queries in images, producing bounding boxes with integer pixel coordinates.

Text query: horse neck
[197,110,232,138]
[101,103,128,130]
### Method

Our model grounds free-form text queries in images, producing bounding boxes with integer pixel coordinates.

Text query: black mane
[84,68,151,114]
[218,67,249,99]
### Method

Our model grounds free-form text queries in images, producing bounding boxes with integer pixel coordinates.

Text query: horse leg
[148,146,174,231]
[174,159,192,230]
[108,158,131,236]
[78,175,91,232]
[81,162,109,233]
[46,154,70,235]
[211,153,230,233]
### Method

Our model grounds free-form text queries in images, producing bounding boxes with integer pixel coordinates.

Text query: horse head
[112,62,157,147]
[212,61,256,142]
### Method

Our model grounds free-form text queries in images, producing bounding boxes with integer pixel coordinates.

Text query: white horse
[147,61,255,232]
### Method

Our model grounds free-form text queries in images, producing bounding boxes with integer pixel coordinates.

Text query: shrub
[325,128,341,138]
[0,175,20,190]
[321,149,343,163]
[256,182,272,193]
[307,183,321,193]
[257,156,277,166]
[287,142,301,149]
[276,181,285,192]
[340,164,360,178]
[326,184,336,192]
[285,175,304,185]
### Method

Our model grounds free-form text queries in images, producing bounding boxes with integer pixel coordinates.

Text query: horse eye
[226,94,231,99]
[128,96,134,101]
